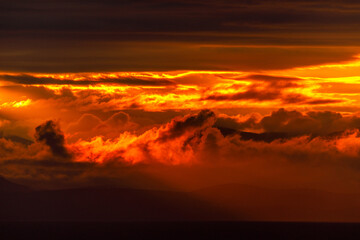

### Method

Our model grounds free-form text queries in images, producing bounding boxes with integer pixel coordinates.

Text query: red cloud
[3,109,360,193]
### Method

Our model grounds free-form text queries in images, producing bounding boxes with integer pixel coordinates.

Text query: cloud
[70,109,360,165]
[0,74,175,87]
[204,82,343,106]
[66,112,137,142]
[258,108,359,136]
[237,74,302,82]
[34,120,71,159]
[67,114,102,133]
[70,110,217,164]
[157,109,216,142]
[215,113,261,131]
[204,88,282,101]
[3,0,360,40]
[2,1,360,72]
[305,99,343,105]
[4,109,360,192]
[105,112,130,127]
[0,85,56,100]
[0,138,25,159]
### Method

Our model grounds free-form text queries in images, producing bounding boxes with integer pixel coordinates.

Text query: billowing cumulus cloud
[67,114,102,134]
[3,109,360,192]
[104,112,130,128]
[258,108,360,136]
[157,109,216,142]
[66,112,137,142]
[69,109,360,166]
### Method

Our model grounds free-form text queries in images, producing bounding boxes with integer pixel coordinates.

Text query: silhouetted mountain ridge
[2,177,360,222]
[0,182,231,221]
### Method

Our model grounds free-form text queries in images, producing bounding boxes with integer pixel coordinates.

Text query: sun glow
[0,99,31,109]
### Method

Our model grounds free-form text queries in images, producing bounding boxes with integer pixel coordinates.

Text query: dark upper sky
[2,0,360,72]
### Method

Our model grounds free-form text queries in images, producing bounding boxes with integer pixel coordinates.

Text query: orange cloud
[4,109,360,193]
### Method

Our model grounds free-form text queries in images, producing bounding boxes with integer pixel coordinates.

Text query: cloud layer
[3,109,360,193]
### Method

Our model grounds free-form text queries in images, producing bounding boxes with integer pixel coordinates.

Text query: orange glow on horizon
[2,55,360,113]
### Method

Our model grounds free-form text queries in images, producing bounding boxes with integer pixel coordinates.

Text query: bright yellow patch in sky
[0,99,31,109]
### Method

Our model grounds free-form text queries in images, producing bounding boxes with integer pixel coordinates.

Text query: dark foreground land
[3,176,360,239]
[3,176,360,222]
[2,221,360,240]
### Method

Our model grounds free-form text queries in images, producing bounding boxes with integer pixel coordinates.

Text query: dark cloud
[216,128,291,143]
[204,82,297,102]
[204,84,342,105]
[204,89,281,101]
[306,99,343,105]
[0,75,175,86]
[158,109,216,141]
[238,74,302,82]
[212,108,360,139]
[259,108,351,136]
[0,85,56,100]
[1,1,360,72]
[234,74,302,90]
[282,94,343,105]
[34,120,71,159]
[215,115,259,131]
[3,0,360,35]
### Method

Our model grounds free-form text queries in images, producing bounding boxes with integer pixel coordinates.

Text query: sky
[3,0,360,196]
